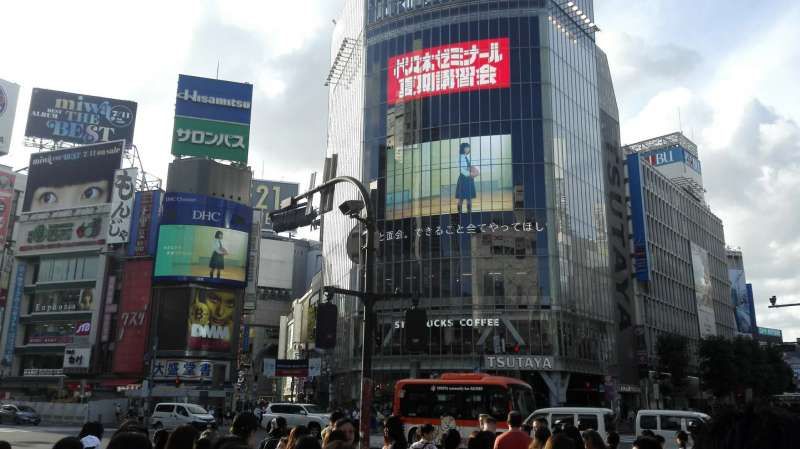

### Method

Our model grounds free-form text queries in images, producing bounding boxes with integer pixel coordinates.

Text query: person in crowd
[562,426,584,449]
[196,437,213,449]
[323,442,353,449]
[53,437,83,449]
[493,411,531,449]
[322,430,348,448]
[230,412,261,449]
[382,415,408,449]
[479,414,497,433]
[164,424,199,449]
[409,424,437,449]
[581,430,605,449]
[529,426,551,449]
[201,427,220,445]
[333,418,358,447]
[639,430,655,438]
[604,432,619,449]
[153,429,170,449]
[675,430,688,449]
[260,417,289,449]
[113,419,148,438]
[115,403,123,424]
[631,437,660,449]
[653,435,665,448]
[532,418,549,435]
[214,436,251,449]
[467,431,493,449]
[107,432,153,449]
[295,436,322,449]
[286,426,311,449]
[78,421,104,449]
[543,434,575,449]
[0,442,8,449]
[443,429,461,449]
[322,411,345,442]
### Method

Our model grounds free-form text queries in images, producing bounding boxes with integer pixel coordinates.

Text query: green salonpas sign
[171,115,250,162]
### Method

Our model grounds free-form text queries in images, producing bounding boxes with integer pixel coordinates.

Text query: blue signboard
[627,154,651,282]
[3,263,27,365]
[640,146,702,174]
[128,190,163,257]
[175,75,253,125]
[159,192,252,232]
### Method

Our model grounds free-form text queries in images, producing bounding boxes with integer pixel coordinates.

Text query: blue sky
[1,0,798,340]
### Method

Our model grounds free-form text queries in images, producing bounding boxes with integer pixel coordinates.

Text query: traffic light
[404,308,428,353]
[315,301,338,349]
[269,203,318,233]
[175,376,182,388]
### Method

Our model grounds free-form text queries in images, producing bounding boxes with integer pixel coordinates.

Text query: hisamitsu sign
[388,38,510,104]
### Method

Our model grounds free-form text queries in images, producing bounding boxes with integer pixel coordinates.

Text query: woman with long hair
[382,416,407,449]
[455,142,478,216]
[286,426,311,449]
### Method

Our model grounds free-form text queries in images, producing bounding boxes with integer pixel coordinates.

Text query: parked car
[150,403,216,430]
[0,404,41,425]
[636,410,709,449]
[259,403,329,434]
[525,407,616,441]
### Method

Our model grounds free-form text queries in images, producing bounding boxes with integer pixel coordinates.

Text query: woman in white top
[455,142,478,215]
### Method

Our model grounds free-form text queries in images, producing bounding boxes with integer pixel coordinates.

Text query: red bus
[393,373,536,444]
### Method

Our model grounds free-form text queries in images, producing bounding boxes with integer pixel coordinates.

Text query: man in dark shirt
[493,411,531,449]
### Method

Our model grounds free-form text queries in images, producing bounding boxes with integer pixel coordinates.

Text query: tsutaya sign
[484,355,556,371]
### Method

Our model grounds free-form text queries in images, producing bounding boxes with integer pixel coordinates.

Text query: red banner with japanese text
[387,38,510,104]
[112,259,153,374]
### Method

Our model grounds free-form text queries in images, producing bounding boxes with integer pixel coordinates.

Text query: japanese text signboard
[128,190,162,257]
[25,88,137,145]
[387,38,510,104]
[0,79,21,155]
[171,74,253,163]
[107,168,137,244]
[152,359,225,381]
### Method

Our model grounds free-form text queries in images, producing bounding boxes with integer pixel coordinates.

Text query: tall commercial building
[625,134,736,407]
[323,0,618,407]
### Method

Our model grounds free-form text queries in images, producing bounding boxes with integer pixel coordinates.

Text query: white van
[525,407,616,441]
[151,403,216,430]
[635,410,709,449]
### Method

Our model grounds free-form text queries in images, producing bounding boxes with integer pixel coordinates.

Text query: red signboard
[112,259,153,374]
[387,38,510,104]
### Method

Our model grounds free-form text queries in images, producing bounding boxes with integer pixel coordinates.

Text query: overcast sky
[2,1,798,340]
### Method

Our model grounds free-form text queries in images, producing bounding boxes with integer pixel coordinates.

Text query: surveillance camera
[339,200,365,218]
[770,296,777,306]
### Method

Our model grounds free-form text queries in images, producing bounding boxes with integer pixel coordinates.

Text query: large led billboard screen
[154,193,251,286]
[25,88,136,145]
[387,38,510,104]
[385,134,512,220]
[22,140,124,212]
[187,288,236,352]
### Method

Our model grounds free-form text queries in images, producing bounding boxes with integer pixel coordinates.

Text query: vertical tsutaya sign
[387,38,510,104]
[0,168,16,242]
[0,79,21,155]
[25,88,137,145]
[107,168,138,244]
[627,154,651,281]
[128,190,162,257]
[22,140,124,212]
[691,242,717,338]
[171,75,253,163]
[2,263,26,365]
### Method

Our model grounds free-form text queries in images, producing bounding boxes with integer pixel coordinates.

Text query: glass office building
[324,0,617,407]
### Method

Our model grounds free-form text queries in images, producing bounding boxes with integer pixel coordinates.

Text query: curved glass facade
[326,0,616,405]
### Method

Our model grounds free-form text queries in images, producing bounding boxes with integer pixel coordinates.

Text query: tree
[698,336,737,399]
[656,334,689,387]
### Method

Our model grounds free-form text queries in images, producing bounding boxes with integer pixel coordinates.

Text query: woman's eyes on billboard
[31,181,108,211]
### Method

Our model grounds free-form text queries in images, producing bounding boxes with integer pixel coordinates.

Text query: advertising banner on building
[729,267,756,335]
[151,359,226,381]
[187,289,236,352]
[641,147,702,174]
[627,154,651,282]
[746,283,758,333]
[24,88,137,145]
[385,134,512,219]
[22,140,124,212]
[0,79,21,155]
[171,74,253,163]
[250,180,299,212]
[63,347,91,370]
[2,263,26,365]
[128,190,162,257]
[30,288,94,313]
[387,38,510,104]
[17,212,108,255]
[113,259,153,374]
[107,168,138,244]
[154,192,251,285]
[691,242,717,338]
[26,320,90,344]
[262,358,310,377]
[0,167,16,242]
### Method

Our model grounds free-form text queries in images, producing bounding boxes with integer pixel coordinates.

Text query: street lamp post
[272,176,376,449]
